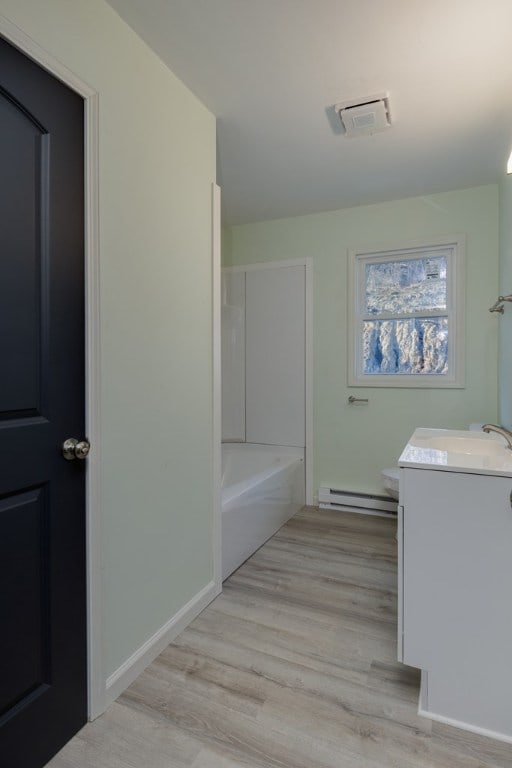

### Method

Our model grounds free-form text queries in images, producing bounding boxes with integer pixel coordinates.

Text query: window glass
[348,238,463,388]
[363,317,448,375]
[365,255,447,315]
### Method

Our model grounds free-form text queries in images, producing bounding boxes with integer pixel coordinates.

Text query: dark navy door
[0,35,87,767]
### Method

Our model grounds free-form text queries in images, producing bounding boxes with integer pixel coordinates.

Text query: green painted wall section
[227,185,499,496]
[0,0,216,676]
[499,174,512,428]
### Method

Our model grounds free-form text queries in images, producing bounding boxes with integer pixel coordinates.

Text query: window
[348,237,464,388]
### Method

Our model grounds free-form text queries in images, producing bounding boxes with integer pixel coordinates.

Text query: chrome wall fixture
[489,294,512,314]
[348,395,369,405]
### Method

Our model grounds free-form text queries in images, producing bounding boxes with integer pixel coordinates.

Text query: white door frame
[211,184,222,588]
[222,259,314,505]
[0,16,105,719]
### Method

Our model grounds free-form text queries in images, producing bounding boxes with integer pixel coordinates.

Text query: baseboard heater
[318,486,397,516]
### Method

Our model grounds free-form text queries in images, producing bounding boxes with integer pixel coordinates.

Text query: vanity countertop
[398,427,512,477]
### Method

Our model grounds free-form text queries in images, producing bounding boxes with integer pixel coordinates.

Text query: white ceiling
[107,0,512,225]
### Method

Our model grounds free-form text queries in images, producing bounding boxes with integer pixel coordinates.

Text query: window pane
[363,317,448,374]
[365,256,447,315]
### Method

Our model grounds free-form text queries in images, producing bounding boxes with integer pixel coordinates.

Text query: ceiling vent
[335,93,391,138]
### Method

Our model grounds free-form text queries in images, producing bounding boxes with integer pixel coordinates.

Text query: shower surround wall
[222,271,245,441]
[222,265,306,447]
[221,263,307,579]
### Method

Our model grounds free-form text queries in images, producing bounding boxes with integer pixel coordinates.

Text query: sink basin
[425,436,507,455]
[399,428,512,477]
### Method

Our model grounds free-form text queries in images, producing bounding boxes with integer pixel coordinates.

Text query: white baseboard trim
[319,502,396,519]
[318,486,397,516]
[418,672,512,745]
[105,579,220,707]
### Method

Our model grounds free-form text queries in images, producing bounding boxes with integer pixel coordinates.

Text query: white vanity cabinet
[398,428,512,742]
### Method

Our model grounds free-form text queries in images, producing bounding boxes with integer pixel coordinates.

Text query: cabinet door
[402,468,512,674]
[397,503,404,662]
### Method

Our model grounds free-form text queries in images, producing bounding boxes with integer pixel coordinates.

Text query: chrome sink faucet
[482,424,512,450]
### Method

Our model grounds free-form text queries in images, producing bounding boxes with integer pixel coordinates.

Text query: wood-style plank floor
[47,507,512,767]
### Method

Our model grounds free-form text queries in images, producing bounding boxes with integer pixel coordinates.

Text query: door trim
[0,15,104,719]
[211,184,222,589]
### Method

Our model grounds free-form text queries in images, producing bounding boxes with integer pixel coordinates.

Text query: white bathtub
[221,443,305,580]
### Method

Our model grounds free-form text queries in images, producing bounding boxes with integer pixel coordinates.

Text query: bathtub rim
[222,443,304,508]
[221,445,306,580]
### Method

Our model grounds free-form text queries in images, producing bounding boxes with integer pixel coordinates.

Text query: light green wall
[228,185,499,496]
[499,174,512,428]
[0,0,216,676]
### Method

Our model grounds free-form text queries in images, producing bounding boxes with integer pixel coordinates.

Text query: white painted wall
[0,0,217,686]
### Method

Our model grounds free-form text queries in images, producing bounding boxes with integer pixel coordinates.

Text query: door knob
[62,438,91,461]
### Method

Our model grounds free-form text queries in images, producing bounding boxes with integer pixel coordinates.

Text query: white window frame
[348,235,465,388]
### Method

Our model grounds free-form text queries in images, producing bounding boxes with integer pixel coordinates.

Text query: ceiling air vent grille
[335,93,391,138]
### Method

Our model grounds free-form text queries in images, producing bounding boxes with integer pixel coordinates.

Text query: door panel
[0,93,44,414]
[0,487,50,717]
[0,35,87,768]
